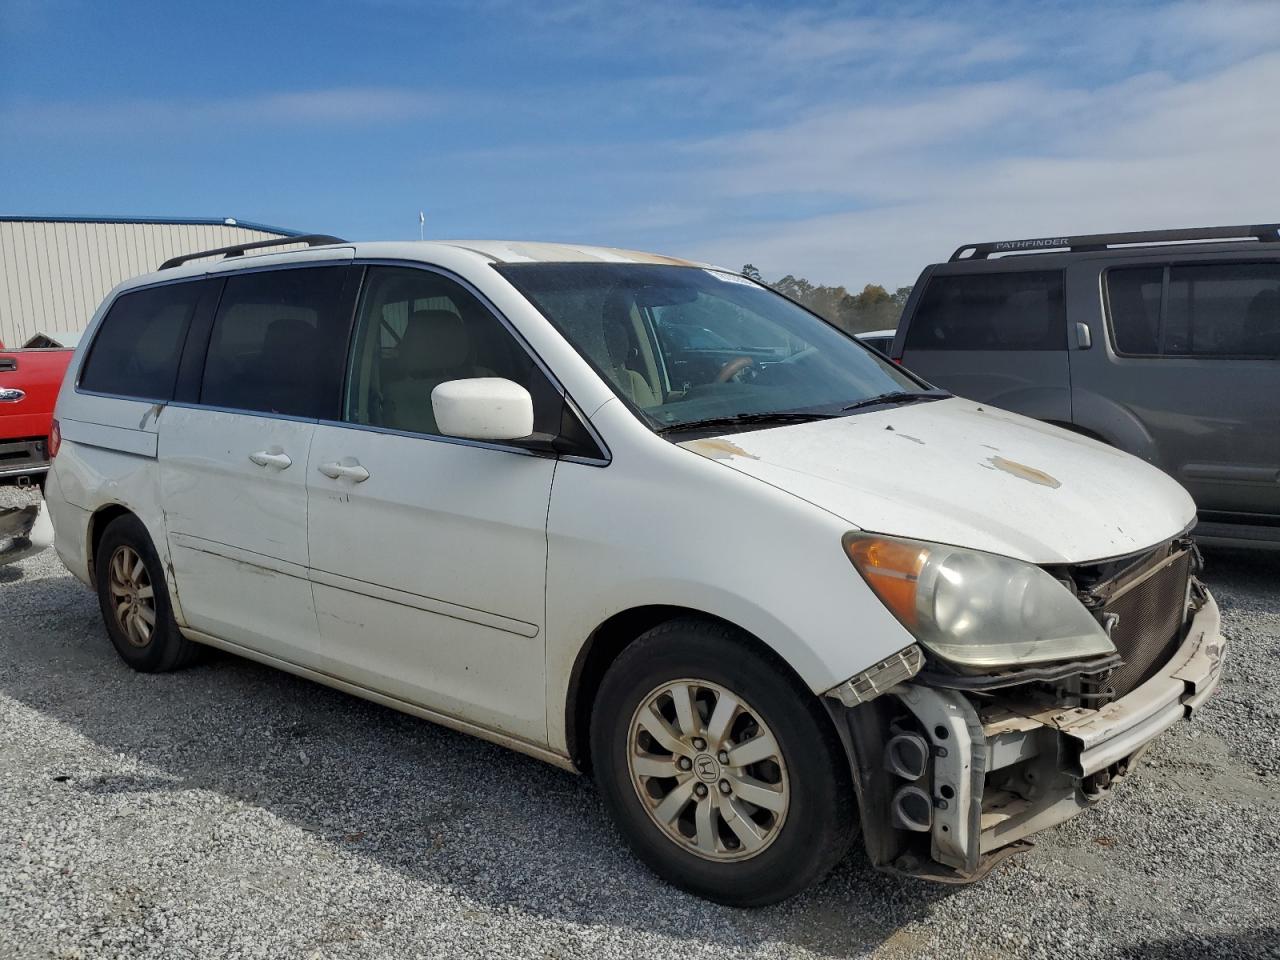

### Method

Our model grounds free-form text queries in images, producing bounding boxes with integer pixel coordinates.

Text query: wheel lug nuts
[694,783,708,798]
[678,757,692,771]
[719,780,731,795]
[717,750,729,764]
[692,738,706,750]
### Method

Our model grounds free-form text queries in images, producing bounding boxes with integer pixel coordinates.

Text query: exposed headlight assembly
[843,532,1115,669]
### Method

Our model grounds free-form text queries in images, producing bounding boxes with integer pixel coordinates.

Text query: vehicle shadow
[1109,926,1279,959]
[0,573,952,957]
[1199,546,1280,595]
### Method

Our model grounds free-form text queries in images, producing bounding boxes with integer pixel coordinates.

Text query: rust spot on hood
[987,456,1060,489]
[681,438,759,461]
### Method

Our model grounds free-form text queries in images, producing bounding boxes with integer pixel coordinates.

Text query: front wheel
[590,619,855,906]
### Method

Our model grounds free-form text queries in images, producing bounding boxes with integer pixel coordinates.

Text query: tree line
[741,265,911,335]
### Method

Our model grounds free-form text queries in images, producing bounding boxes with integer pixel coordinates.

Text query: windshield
[495,263,926,432]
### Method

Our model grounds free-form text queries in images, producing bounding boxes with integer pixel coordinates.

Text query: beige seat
[383,309,492,434]
[601,298,658,408]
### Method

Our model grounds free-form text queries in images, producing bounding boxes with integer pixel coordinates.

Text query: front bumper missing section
[1050,592,1223,777]
[861,589,1224,880]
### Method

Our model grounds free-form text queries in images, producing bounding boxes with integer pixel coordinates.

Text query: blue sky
[2,0,1278,288]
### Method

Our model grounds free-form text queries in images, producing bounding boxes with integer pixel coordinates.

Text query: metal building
[0,216,300,347]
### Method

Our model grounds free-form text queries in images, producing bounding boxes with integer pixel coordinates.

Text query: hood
[679,398,1195,565]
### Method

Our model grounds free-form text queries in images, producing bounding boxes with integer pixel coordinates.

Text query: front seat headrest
[400,309,470,374]
[601,291,636,367]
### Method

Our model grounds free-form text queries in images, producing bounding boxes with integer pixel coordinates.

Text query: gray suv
[892,224,1280,549]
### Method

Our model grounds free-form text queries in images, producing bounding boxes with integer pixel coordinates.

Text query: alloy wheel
[626,678,790,862]
[107,544,156,648]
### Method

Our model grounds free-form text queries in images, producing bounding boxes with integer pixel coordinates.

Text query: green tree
[755,274,911,334]
[741,264,762,281]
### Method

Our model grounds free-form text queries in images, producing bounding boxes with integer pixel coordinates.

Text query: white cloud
[4,87,443,136]
[683,80,1052,200]
[685,50,1280,288]
[7,0,1277,286]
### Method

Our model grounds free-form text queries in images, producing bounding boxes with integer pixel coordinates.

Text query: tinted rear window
[1105,266,1163,354]
[905,271,1066,351]
[80,281,213,400]
[199,266,350,418]
[1107,262,1280,358]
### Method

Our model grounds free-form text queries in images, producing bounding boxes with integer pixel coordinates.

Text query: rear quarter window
[1106,262,1280,358]
[79,280,215,400]
[905,271,1066,351]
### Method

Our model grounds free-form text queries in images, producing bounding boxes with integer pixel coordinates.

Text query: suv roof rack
[949,223,1280,262]
[158,234,347,270]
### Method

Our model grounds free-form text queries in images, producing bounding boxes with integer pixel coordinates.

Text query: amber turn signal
[843,534,929,627]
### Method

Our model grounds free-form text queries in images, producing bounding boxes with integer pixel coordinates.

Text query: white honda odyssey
[45,236,1224,905]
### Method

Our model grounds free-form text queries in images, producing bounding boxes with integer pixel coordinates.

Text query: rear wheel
[591,618,855,906]
[94,514,198,672]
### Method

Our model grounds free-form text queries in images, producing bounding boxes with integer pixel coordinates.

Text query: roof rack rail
[949,223,1280,262]
[158,234,347,270]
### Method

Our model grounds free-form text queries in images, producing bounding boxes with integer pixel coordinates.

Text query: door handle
[249,450,292,469]
[318,459,370,483]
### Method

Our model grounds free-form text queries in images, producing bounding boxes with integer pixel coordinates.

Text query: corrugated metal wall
[0,220,296,346]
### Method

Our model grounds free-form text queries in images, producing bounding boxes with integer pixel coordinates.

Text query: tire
[590,618,855,906]
[94,514,198,672]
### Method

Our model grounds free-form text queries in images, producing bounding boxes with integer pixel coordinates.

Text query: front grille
[1102,550,1192,698]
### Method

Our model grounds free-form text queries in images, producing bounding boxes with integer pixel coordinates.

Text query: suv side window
[1107,262,1280,358]
[199,266,350,418]
[345,266,560,438]
[1104,267,1163,354]
[905,271,1066,350]
[80,280,215,400]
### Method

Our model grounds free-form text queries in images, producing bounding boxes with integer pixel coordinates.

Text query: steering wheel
[715,356,755,383]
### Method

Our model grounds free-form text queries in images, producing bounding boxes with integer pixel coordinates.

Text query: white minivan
[45,236,1224,905]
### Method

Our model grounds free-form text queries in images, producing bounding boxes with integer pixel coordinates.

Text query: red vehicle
[0,331,79,484]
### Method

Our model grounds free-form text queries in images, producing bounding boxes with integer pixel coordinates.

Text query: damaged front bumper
[838,588,1224,881]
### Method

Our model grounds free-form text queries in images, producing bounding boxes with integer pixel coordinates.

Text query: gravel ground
[1,485,1277,959]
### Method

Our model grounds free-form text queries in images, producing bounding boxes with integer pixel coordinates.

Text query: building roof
[0,214,301,236]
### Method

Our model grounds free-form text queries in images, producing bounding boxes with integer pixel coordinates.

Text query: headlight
[843,532,1115,669]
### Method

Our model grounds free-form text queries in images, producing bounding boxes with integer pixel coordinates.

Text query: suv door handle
[249,450,292,469]
[318,459,370,483]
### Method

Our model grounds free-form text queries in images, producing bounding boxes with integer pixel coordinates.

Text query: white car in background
[855,328,897,354]
[45,236,1223,905]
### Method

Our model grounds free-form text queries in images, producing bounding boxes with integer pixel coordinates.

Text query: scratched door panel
[157,405,318,655]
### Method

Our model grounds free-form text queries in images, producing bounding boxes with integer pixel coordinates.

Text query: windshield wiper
[841,390,949,413]
[657,411,837,434]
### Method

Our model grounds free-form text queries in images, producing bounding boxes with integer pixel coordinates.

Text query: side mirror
[431,378,534,441]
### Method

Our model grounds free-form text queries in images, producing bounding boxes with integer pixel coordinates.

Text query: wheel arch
[86,503,137,589]
[1067,390,1161,464]
[564,604,833,775]
[1044,419,1110,444]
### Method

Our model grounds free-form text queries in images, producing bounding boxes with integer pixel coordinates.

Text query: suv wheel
[590,618,855,906]
[94,514,198,672]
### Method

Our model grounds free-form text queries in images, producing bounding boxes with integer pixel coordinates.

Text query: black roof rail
[949,223,1280,262]
[158,234,347,270]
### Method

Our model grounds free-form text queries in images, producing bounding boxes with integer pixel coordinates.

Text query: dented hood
[680,398,1195,564]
